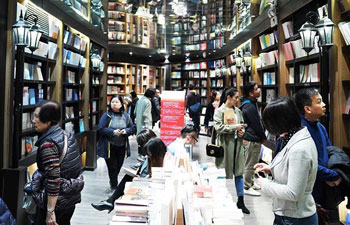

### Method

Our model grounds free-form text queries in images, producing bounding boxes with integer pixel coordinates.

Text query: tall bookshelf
[89,42,105,130]
[61,26,88,135]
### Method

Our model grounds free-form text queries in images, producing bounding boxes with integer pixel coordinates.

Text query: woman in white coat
[254,97,318,225]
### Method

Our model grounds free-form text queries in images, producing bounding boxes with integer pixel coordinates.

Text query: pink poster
[160,91,185,146]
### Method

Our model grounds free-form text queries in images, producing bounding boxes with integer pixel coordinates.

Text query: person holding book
[32,100,84,225]
[91,129,157,213]
[204,90,221,135]
[97,95,135,191]
[254,97,318,225]
[240,81,267,196]
[213,87,250,214]
[294,88,342,223]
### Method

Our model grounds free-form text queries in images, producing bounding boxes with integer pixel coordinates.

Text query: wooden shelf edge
[285,53,319,67]
[18,151,37,167]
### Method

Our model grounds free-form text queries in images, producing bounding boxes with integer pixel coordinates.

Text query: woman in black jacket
[204,91,220,135]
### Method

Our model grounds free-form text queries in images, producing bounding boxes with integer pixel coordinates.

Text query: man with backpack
[186,84,201,133]
[240,81,267,196]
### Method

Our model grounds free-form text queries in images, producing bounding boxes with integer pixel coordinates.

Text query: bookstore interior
[1,0,350,224]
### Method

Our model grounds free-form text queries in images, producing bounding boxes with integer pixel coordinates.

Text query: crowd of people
[3,85,348,225]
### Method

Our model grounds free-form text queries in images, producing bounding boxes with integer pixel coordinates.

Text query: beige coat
[214,105,245,178]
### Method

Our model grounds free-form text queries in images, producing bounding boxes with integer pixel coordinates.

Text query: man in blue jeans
[294,88,342,224]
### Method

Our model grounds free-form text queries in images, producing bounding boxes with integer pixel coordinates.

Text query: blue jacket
[301,116,339,204]
[97,111,135,158]
[0,197,17,225]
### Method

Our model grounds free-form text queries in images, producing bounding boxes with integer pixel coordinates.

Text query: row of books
[108,65,125,74]
[65,106,75,119]
[24,41,58,60]
[183,62,207,70]
[66,0,88,17]
[211,79,224,88]
[257,50,278,67]
[108,11,125,20]
[91,76,100,85]
[107,75,124,84]
[208,59,225,69]
[281,37,320,61]
[186,71,207,78]
[266,89,276,104]
[108,2,127,11]
[65,120,84,135]
[66,71,76,84]
[63,49,86,67]
[65,89,81,101]
[259,31,278,50]
[24,63,44,81]
[108,32,126,41]
[299,63,320,83]
[263,72,276,85]
[188,33,207,43]
[108,21,125,32]
[63,30,87,52]
[21,136,38,156]
[171,80,181,87]
[23,87,43,106]
[107,86,124,95]
[184,43,207,51]
[22,112,34,131]
[209,68,226,78]
[171,72,181,79]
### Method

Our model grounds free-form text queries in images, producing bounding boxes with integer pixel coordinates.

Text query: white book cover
[23,87,29,106]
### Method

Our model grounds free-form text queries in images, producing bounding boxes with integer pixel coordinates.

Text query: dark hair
[130,90,137,99]
[262,97,301,136]
[293,88,320,115]
[37,100,61,125]
[144,88,155,98]
[210,91,218,103]
[143,138,167,167]
[180,124,197,139]
[108,95,124,113]
[243,81,257,98]
[219,87,238,106]
[188,84,194,90]
[136,129,157,155]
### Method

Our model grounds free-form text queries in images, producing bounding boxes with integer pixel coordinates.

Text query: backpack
[189,102,202,114]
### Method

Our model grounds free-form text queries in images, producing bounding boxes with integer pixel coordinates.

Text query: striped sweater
[37,141,61,196]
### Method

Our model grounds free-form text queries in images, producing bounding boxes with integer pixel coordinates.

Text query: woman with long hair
[214,87,250,214]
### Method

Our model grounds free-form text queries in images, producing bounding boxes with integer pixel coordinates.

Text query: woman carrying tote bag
[213,87,249,214]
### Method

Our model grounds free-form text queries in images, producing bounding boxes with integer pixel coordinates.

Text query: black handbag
[206,128,224,157]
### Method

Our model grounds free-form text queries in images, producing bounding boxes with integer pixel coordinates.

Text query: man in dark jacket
[240,81,266,196]
[186,84,201,132]
[151,88,161,127]
[0,197,17,225]
[294,88,342,224]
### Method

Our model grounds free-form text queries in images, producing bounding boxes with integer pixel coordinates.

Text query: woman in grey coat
[254,97,318,225]
[214,87,250,214]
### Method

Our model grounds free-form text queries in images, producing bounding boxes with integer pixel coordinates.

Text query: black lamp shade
[299,21,318,53]
[12,15,30,46]
[28,24,43,52]
[316,17,334,48]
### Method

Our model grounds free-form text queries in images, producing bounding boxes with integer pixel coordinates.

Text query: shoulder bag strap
[211,128,216,145]
[59,134,68,165]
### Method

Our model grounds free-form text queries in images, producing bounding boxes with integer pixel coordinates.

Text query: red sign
[160,91,185,146]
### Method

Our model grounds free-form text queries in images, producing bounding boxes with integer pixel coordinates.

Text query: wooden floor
[71,135,274,225]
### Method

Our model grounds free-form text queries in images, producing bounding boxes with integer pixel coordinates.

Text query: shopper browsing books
[134,88,154,135]
[186,84,201,132]
[254,97,318,225]
[97,95,135,191]
[240,81,267,196]
[213,87,250,214]
[294,88,342,223]
[32,100,84,225]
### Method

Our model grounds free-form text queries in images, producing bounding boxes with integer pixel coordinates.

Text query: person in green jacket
[214,87,250,214]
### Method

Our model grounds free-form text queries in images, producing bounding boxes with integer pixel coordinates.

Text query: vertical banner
[160,91,185,146]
